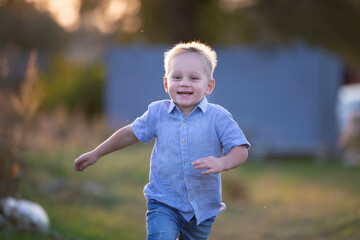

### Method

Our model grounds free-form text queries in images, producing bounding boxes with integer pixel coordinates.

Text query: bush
[39,56,105,117]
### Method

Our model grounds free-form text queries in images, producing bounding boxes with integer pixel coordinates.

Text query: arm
[74,125,139,171]
[192,145,248,174]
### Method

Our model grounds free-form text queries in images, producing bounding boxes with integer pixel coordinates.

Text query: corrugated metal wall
[105,44,343,157]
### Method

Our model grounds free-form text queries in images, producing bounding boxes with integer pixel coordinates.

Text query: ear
[205,79,215,95]
[163,77,169,93]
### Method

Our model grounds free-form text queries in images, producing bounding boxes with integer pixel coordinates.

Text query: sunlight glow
[105,0,127,22]
[93,0,128,33]
[0,0,7,7]
[26,0,81,31]
[94,0,141,33]
[25,0,141,33]
[121,16,141,33]
[48,0,81,30]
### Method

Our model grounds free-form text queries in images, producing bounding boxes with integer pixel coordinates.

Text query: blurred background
[1,0,360,239]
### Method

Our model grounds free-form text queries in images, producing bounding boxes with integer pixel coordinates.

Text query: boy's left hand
[192,156,224,174]
[193,146,248,174]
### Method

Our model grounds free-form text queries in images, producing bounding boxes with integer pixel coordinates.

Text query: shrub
[39,55,105,117]
[1,50,42,197]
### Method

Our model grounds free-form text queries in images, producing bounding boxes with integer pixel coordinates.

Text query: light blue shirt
[131,97,250,224]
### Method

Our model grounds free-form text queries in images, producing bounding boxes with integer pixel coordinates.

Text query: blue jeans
[146,199,216,240]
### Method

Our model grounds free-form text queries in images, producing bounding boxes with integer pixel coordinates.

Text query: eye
[191,76,199,80]
[172,75,181,80]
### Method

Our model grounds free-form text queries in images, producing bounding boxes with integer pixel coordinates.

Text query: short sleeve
[216,110,250,155]
[131,103,156,143]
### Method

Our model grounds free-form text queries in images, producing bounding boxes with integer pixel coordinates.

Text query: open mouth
[177,91,193,96]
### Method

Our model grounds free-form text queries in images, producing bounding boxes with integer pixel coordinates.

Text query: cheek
[169,81,179,88]
[167,83,177,93]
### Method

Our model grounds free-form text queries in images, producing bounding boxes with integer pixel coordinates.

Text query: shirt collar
[197,97,209,113]
[168,97,208,114]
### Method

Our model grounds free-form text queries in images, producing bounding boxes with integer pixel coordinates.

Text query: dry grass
[23,107,111,153]
[212,162,360,240]
[1,85,359,239]
[2,142,358,240]
[1,50,43,197]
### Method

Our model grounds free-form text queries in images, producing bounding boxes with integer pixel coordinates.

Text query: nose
[180,78,190,87]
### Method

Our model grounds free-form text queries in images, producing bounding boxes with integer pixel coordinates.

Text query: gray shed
[105,44,343,158]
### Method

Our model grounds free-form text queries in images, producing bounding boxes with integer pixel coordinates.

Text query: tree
[131,0,360,66]
[242,0,360,66]
[0,0,67,52]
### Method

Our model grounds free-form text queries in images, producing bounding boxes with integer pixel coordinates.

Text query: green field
[2,145,360,240]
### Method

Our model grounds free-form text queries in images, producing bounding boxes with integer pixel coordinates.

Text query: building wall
[105,44,343,157]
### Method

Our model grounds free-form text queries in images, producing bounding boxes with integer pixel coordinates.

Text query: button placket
[180,116,194,204]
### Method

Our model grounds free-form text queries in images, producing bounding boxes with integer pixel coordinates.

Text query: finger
[74,162,80,171]
[192,158,205,166]
[75,163,83,171]
[202,168,221,174]
[195,161,214,170]
[77,164,86,172]
[201,169,214,174]
[193,158,211,167]
[193,163,209,169]
[74,159,86,171]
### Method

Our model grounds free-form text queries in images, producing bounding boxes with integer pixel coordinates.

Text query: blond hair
[164,41,217,79]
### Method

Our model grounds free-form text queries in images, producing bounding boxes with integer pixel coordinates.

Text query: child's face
[164,52,215,116]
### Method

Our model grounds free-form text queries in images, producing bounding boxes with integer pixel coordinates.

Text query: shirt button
[184,159,188,163]
[190,196,193,201]
[181,139,186,143]
[186,178,190,182]
[183,118,187,122]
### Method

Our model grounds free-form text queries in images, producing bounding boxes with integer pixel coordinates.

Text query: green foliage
[243,0,360,66]
[130,0,360,66]
[39,56,105,117]
[1,0,360,67]
[6,146,360,240]
[134,0,223,44]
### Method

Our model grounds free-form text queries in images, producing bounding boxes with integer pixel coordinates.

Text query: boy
[74,41,250,240]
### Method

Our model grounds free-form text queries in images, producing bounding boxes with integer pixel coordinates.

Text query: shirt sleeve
[216,110,251,155]
[131,103,156,143]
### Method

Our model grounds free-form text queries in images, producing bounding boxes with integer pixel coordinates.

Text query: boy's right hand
[74,151,99,172]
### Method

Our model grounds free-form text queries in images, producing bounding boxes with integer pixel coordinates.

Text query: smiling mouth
[177,91,193,96]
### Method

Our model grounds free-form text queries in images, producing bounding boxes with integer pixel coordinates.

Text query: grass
[2,145,360,240]
[214,160,360,240]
